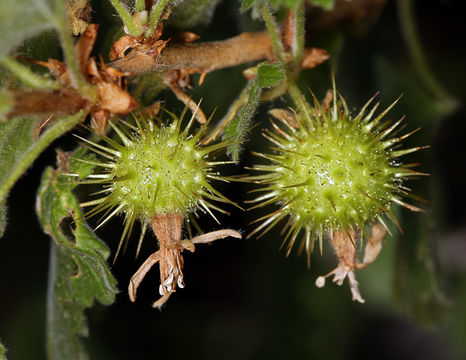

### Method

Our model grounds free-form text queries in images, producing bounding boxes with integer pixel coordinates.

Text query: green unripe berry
[78,114,232,254]
[248,91,426,255]
[109,120,209,217]
[273,118,394,230]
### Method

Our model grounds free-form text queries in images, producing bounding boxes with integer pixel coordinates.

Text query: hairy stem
[109,0,144,36]
[262,5,284,62]
[147,0,170,37]
[55,14,97,101]
[202,82,251,145]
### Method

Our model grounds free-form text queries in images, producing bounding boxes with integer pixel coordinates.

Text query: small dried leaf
[172,32,200,43]
[300,47,330,69]
[96,82,137,114]
[109,35,142,61]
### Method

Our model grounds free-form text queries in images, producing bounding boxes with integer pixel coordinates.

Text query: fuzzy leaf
[0,117,36,234]
[0,112,84,238]
[225,62,285,161]
[37,148,117,359]
[0,0,59,59]
[256,62,286,87]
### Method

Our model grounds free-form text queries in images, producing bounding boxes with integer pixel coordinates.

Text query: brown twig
[7,89,89,118]
[110,31,274,75]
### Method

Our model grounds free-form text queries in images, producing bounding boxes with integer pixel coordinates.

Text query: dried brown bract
[30,24,137,133]
[109,24,168,62]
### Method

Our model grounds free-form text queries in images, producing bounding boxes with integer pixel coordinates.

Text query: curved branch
[110,31,273,75]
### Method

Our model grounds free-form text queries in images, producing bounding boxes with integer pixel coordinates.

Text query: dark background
[1,0,466,359]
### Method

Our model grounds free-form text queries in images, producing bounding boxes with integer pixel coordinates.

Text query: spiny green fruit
[72,110,242,308]
[75,111,233,256]
[247,86,427,258]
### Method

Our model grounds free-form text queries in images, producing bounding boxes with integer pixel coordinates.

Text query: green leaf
[0,117,36,201]
[309,0,335,10]
[257,62,286,87]
[0,111,85,238]
[224,62,285,161]
[37,148,117,359]
[0,339,6,360]
[0,0,57,59]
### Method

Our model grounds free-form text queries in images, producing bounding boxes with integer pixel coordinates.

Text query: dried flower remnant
[129,214,241,308]
[72,109,241,307]
[247,79,427,302]
[315,224,386,303]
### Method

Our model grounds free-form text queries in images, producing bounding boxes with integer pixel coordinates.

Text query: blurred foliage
[0,0,58,59]
[167,0,222,31]
[0,0,465,359]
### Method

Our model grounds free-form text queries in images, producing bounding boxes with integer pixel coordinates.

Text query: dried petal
[347,271,365,303]
[357,223,386,269]
[90,109,109,135]
[332,229,357,269]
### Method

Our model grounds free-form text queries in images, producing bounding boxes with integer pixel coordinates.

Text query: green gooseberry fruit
[247,84,426,264]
